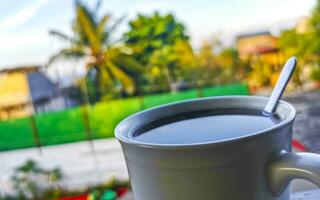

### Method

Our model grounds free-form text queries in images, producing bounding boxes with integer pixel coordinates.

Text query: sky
[0,0,317,83]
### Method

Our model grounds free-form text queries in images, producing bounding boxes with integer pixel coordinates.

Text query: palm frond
[47,47,86,67]
[101,15,125,45]
[99,66,115,91]
[109,15,126,33]
[106,60,135,94]
[49,30,74,43]
[76,3,101,52]
[108,48,144,74]
[94,0,103,12]
[97,15,110,41]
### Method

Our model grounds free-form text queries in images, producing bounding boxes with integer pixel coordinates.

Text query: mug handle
[267,150,320,196]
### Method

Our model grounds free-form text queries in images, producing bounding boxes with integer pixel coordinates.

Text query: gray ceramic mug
[115,96,320,200]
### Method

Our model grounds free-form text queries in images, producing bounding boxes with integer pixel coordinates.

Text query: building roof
[255,47,279,55]
[0,65,41,73]
[236,31,271,40]
[27,72,60,102]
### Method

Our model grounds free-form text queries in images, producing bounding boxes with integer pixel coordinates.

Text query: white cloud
[0,0,52,33]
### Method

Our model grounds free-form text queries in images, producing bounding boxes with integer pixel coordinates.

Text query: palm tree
[48,0,142,102]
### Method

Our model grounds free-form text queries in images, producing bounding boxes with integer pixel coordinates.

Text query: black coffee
[132,110,280,144]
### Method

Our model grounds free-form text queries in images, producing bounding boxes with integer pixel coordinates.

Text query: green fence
[35,108,86,146]
[0,83,249,151]
[89,97,143,138]
[0,118,35,151]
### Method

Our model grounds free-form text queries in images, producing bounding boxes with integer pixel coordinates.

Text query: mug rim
[115,96,296,149]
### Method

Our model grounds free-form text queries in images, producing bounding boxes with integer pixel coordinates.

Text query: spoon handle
[263,57,297,115]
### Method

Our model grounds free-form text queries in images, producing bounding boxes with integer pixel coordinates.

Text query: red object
[292,139,308,152]
[59,194,88,200]
[117,187,128,197]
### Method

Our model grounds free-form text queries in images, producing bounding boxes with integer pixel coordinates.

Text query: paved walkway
[0,139,128,195]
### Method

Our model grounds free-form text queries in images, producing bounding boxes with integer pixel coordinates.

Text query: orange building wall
[0,72,33,119]
[237,34,278,59]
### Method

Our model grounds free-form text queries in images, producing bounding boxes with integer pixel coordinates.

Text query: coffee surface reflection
[132,109,280,145]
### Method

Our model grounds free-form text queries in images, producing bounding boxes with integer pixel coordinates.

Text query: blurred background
[1,0,320,199]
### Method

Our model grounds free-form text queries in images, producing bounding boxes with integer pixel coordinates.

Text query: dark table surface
[285,90,320,153]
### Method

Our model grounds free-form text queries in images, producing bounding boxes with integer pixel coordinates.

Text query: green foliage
[277,0,320,85]
[310,0,320,33]
[247,61,274,87]
[192,41,220,86]
[49,0,142,102]
[125,12,189,64]
[193,40,249,86]
[11,160,63,200]
[217,48,247,83]
[125,12,194,91]
[5,160,130,200]
[311,66,320,80]
[278,29,315,86]
[278,29,314,60]
[278,29,299,51]
[148,40,195,89]
[53,177,130,200]
[308,0,320,59]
